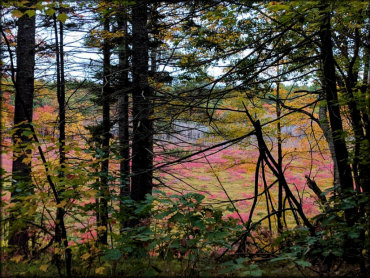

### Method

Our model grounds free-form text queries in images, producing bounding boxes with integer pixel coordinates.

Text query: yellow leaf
[11,255,23,263]
[39,88,50,95]
[97,226,106,232]
[81,253,91,260]
[21,157,31,164]
[56,200,67,208]
[12,10,23,18]
[85,189,98,198]
[95,267,105,274]
[5,203,16,210]
[25,10,36,18]
[40,264,49,272]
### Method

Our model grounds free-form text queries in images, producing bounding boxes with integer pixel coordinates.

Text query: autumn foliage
[0,1,369,277]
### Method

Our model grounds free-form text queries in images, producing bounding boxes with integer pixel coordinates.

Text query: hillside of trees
[0,1,369,277]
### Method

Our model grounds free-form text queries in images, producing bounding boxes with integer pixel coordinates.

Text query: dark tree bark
[9,7,36,256]
[318,3,354,195]
[99,15,111,245]
[305,175,327,204]
[244,109,315,236]
[53,10,64,247]
[131,0,153,202]
[53,8,72,276]
[361,8,370,193]
[318,100,340,191]
[0,5,4,268]
[275,70,283,233]
[362,5,370,150]
[341,28,368,194]
[117,7,131,232]
[362,6,370,154]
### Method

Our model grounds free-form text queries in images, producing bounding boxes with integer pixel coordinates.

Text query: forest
[0,0,369,277]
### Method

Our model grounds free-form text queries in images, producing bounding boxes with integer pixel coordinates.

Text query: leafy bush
[102,190,242,276]
[269,191,369,276]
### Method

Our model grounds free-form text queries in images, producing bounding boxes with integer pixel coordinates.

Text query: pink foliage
[209,156,228,164]
[241,193,254,199]
[208,193,220,199]
[198,176,211,181]
[301,199,319,215]
[80,229,97,243]
[1,192,10,203]
[237,200,250,207]
[1,156,12,173]
[233,167,246,174]
[33,105,55,120]
[184,162,203,169]
[225,211,249,224]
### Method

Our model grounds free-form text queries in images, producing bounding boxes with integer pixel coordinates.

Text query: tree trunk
[276,68,283,233]
[361,9,370,193]
[9,6,36,257]
[318,101,340,192]
[53,8,72,276]
[362,4,370,153]
[318,3,354,195]
[131,0,153,203]
[117,7,131,232]
[99,15,111,245]
[342,28,369,194]
[319,2,355,229]
[245,110,315,236]
[362,4,370,149]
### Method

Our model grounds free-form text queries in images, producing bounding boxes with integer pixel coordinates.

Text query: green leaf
[331,249,344,257]
[242,269,263,277]
[295,260,311,267]
[169,212,184,222]
[57,13,68,23]
[123,246,133,253]
[169,242,181,248]
[270,256,287,262]
[226,206,234,212]
[104,249,122,261]
[21,130,33,137]
[34,3,44,11]
[192,193,205,202]
[152,188,166,196]
[144,268,156,277]
[242,264,263,277]
[25,10,36,17]
[45,8,55,16]
[154,208,175,219]
[348,230,360,239]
